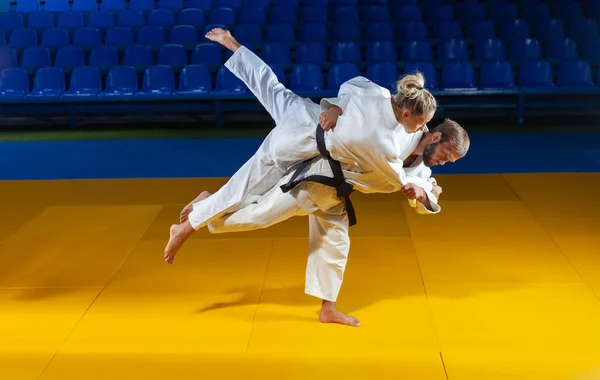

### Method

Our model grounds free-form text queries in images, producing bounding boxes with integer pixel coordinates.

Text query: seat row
[2,60,600,103]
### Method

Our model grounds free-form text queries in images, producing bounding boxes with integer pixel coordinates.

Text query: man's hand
[401,184,427,202]
[319,106,342,131]
[431,185,442,199]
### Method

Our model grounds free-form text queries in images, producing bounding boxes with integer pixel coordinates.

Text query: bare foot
[205,27,241,52]
[180,190,211,223]
[164,222,194,264]
[319,301,360,327]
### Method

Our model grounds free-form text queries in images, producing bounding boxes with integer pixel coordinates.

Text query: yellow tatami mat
[1,173,600,379]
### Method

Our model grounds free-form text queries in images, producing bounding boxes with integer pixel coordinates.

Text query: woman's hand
[319,106,343,131]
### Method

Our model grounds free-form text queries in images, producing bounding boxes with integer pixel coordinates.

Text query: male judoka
[163,30,470,326]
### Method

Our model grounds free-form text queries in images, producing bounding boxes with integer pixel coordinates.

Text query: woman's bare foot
[319,301,360,327]
[180,191,211,223]
[205,27,241,52]
[164,222,195,264]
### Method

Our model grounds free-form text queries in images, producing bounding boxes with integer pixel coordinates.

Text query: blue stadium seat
[157,44,188,72]
[57,12,85,36]
[240,7,267,24]
[41,28,70,51]
[474,39,505,61]
[331,42,361,64]
[64,66,102,98]
[303,0,328,5]
[169,25,198,49]
[552,2,582,21]
[0,31,5,47]
[522,2,550,23]
[399,22,427,41]
[0,14,24,36]
[234,24,263,45]
[191,43,223,67]
[479,60,514,89]
[137,25,166,50]
[582,37,600,61]
[270,7,298,23]
[100,65,139,98]
[568,19,598,40]
[158,0,183,12]
[87,11,114,33]
[510,38,542,60]
[332,23,361,42]
[466,20,495,40]
[21,46,51,74]
[456,3,485,24]
[44,0,70,13]
[137,65,175,96]
[213,65,249,94]
[299,23,328,43]
[217,0,242,9]
[394,5,422,22]
[27,67,65,98]
[296,42,326,65]
[72,0,98,12]
[54,46,85,74]
[401,40,432,61]
[364,6,391,23]
[365,22,395,41]
[246,0,270,7]
[332,6,359,23]
[123,45,154,72]
[210,8,236,25]
[174,64,212,97]
[272,0,298,6]
[441,61,475,89]
[73,27,102,50]
[0,47,18,70]
[105,27,134,51]
[518,60,554,88]
[290,63,323,93]
[129,0,156,14]
[327,63,360,90]
[118,10,146,31]
[16,0,40,13]
[261,42,291,64]
[148,9,176,30]
[546,38,578,60]
[27,13,54,37]
[0,67,29,99]
[179,9,205,30]
[433,21,462,40]
[438,39,468,61]
[9,28,38,51]
[534,19,565,43]
[366,62,398,92]
[501,20,530,40]
[557,60,595,87]
[101,0,127,12]
[427,4,453,22]
[488,3,518,23]
[366,41,396,63]
[300,6,327,23]
[266,24,295,43]
[186,0,211,11]
[89,45,119,73]
[403,61,437,89]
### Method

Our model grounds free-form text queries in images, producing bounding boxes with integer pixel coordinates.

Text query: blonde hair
[393,72,437,116]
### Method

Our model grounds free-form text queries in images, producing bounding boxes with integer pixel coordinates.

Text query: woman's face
[401,109,434,133]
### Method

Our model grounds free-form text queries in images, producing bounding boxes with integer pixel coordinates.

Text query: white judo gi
[187,45,432,231]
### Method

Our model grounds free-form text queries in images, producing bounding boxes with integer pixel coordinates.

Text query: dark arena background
[1,0,600,378]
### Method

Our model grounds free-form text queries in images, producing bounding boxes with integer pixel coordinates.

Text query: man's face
[422,141,462,167]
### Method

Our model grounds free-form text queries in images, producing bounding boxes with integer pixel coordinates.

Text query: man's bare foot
[205,27,241,52]
[164,222,194,264]
[319,301,360,327]
[180,191,211,223]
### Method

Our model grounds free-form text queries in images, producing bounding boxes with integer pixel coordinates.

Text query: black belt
[280,125,357,226]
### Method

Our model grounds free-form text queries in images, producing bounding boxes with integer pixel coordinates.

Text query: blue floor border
[1,133,600,180]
